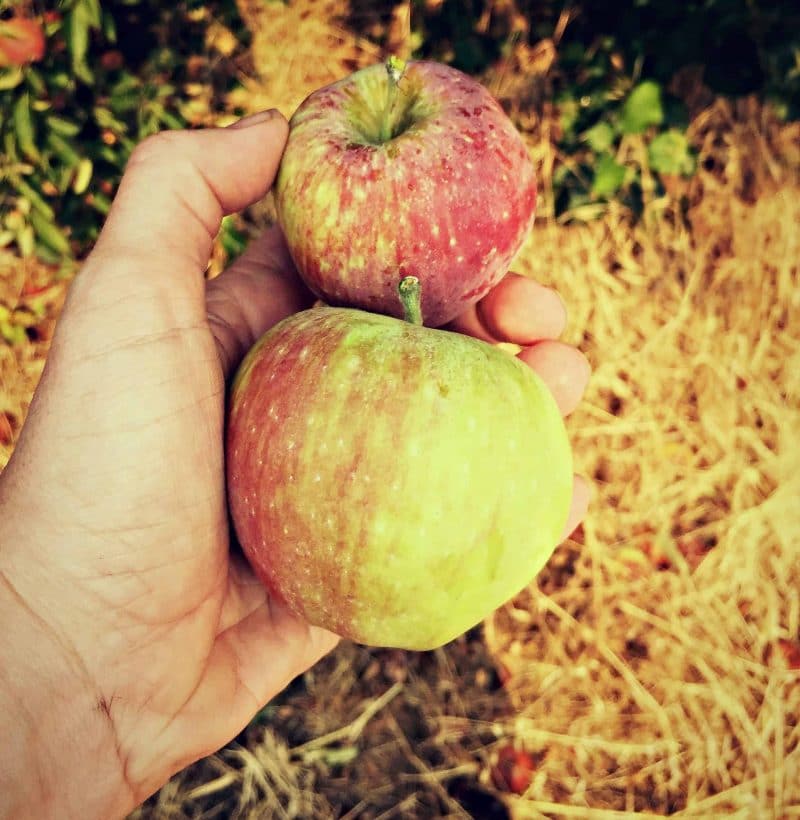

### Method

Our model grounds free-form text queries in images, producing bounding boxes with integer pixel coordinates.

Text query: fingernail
[228,109,281,130]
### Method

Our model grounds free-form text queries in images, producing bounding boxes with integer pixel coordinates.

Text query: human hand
[0,110,589,820]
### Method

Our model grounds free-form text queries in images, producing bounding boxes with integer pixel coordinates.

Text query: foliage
[1,0,798,262]
[0,0,248,264]
[411,0,799,218]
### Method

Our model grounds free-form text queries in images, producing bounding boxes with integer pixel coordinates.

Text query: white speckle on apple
[287,439,296,450]
[283,525,289,535]
[363,474,371,484]
[314,473,322,483]
[432,224,440,237]
[456,255,464,264]
[250,425,257,434]
[277,345,288,356]
[326,515,335,530]
[449,237,457,247]
[268,404,277,420]
[257,457,264,467]
[338,437,346,449]
[268,500,275,510]
[299,347,309,361]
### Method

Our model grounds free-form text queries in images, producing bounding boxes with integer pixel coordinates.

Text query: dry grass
[2,1,800,817]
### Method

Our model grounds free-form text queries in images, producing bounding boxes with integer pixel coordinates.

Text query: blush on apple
[274,59,537,327]
[227,279,572,651]
[0,17,45,67]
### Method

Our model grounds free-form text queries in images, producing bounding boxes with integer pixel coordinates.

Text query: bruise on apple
[226,307,572,651]
[275,60,537,327]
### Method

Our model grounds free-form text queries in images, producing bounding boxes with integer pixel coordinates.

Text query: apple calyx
[379,56,408,144]
[398,276,423,326]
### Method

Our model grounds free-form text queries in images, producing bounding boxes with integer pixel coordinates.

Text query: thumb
[79,111,289,320]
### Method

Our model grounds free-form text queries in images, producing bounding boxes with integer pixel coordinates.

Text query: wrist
[0,537,135,819]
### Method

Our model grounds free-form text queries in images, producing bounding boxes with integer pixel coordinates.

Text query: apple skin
[274,60,537,327]
[0,17,45,67]
[226,307,572,650]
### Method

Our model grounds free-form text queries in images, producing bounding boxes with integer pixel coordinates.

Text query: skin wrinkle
[124,138,221,253]
[0,565,135,815]
[73,320,210,360]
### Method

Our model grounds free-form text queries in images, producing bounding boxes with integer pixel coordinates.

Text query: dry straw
[1,1,799,817]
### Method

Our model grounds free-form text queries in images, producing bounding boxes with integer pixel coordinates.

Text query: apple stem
[380,56,406,144]
[398,276,423,325]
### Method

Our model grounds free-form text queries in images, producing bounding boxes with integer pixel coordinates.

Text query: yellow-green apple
[274,60,537,327]
[226,279,572,650]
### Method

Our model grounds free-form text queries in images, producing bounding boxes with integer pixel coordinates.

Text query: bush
[1,0,798,264]
[0,0,247,265]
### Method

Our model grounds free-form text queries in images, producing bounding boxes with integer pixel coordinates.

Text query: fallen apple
[227,278,572,650]
[274,59,537,327]
[0,17,45,67]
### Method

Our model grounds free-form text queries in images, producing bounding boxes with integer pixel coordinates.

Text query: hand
[0,110,589,820]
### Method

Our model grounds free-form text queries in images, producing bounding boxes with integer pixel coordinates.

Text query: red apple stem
[398,276,423,326]
[380,56,406,143]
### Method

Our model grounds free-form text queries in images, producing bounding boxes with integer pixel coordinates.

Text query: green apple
[226,279,572,650]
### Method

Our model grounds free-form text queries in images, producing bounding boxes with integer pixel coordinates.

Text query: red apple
[491,745,536,794]
[226,280,572,650]
[0,17,45,67]
[275,59,537,327]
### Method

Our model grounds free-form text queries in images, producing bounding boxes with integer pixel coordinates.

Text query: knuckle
[128,130,188,169]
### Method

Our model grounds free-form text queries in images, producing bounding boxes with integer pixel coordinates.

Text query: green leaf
[102,8,117,42]
[13,94,39,162]
[72,158,93,194]
[592,153,627,198]
[88,192,111,215]
[621,81,664,134]
[648,129,696,176]
[64,3,95,85]
[13,178,55,220]
[0,68,25,91]
[17,224,36,258]
[583,121,616,153]
[46,132,82,167]
[29,210,71,256]
[25,68,47,97]
[158,110,184,130]
[83,0,103,29]
[46,115,82,137]
[558,97,580,138]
